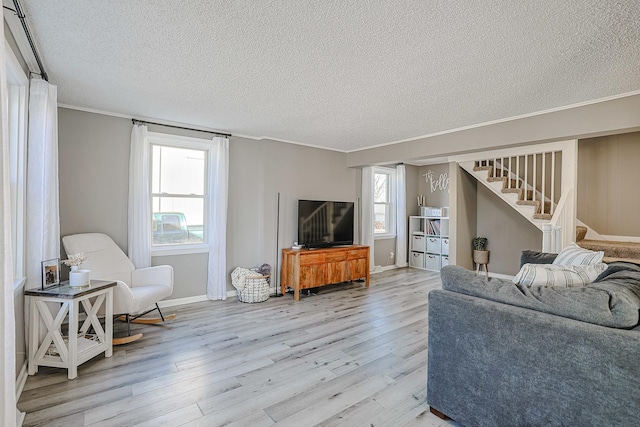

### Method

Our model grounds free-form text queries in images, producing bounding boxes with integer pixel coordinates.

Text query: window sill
[374,234,397,240]
[151,244,209,257]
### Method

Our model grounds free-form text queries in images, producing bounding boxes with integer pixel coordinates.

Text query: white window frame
[373,167,397,240]
[148,132,210,256]
[6,42,28,291]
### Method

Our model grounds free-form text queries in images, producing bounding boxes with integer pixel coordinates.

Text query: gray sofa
[427,253,640,427]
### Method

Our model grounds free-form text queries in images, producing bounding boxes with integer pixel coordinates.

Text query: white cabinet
[411,235,426,252]
[409,208,449,272]
[410,252,425,268]
[427,237,441,253]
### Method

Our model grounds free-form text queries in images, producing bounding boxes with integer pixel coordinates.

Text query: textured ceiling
[19,1,640,152]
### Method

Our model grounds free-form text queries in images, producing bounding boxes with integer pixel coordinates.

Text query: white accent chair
[62,233,174,343]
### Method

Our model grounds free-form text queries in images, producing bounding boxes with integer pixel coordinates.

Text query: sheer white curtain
[361,167,374,271]
[26,79,60,290]
[128,124,151,268]
[1,27,17,427]
[395,164,407,267]
[206,137,229,300]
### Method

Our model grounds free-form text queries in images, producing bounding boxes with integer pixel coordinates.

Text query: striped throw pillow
[552,243,604,266]
[513,263,608,288]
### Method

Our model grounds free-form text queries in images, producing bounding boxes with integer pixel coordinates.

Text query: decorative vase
[473,250,490,265]
[69,265,91,288]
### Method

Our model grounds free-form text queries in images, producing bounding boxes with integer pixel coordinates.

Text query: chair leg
[126,313,131,336]
[156,303,165,322]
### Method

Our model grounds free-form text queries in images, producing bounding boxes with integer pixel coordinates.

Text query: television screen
[298,200,355,248]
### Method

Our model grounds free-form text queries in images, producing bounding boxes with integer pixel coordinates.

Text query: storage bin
[441,255,449,268]
[425,254,439,271]
[427,237,441,253]
[410,252,425,268]
[421,206,442,217]
[411,234,426,252]
[441,238,449,255]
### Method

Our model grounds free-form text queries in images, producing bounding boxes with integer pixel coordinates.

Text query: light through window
[373,170,395,235]
[151,144,206,245]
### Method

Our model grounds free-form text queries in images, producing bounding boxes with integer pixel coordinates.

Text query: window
[149,134,208,249]
[373,168,396,237]
[6,43,28,288]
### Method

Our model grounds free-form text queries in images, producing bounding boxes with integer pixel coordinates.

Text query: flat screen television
[298,199,355,249]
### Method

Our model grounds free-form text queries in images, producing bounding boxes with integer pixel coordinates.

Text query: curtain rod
[5,1,48,81]
[132,119,232,138]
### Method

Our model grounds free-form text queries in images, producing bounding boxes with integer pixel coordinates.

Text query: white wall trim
[488,272,514,280]
[346,90,640,153]
[60,89,640,156]
[57,103,347,153]
[158,290,238,307]
[15,360,28,407]
[382,265,399,271]
[598,235,640,244]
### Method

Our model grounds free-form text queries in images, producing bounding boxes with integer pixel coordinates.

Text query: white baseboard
[488,272,514,280]
[371,264,400,275]
[17,408,25,427]
[16,361,27,426]
[158,289,239,308]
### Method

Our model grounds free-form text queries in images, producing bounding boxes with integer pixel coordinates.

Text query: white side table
[26,280,116,379]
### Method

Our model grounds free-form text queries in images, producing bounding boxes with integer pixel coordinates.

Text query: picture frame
[41,258,60,289]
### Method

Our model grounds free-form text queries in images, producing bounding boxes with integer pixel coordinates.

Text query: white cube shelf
[408,208,449,272]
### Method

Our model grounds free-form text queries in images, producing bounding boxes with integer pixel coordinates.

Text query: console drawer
[299,253,325,265]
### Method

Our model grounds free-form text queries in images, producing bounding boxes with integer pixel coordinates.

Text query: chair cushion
[62,233,135,285]
[131,285,173,314]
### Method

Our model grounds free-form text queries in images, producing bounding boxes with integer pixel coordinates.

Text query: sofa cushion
[513,263,607,288]
[520,250,557,267]
[440,265,640,328]
[552,242,604,266]
[593,261,640,282]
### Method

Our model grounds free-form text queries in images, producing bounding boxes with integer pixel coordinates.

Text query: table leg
[68,301,79,380]
[28,297,38,375]
[105,289,113,358]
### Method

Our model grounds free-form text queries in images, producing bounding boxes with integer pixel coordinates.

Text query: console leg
[429,407,450,420]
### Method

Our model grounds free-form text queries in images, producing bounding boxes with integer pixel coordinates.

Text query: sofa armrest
[427,289,640,427]
[520,249,557,267]
[130,265,173,291]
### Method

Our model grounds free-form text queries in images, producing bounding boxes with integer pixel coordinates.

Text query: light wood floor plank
[18,268,462,427]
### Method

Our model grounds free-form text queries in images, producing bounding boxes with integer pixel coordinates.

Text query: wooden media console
[281,245,370,301]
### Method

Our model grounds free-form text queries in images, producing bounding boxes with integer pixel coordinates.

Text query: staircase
[576,225,640,263]
[453,141,578,253]
[473,164,552,221]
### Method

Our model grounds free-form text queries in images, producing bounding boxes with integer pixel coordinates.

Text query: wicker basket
[473,250,490,264]
[236,274,271,303]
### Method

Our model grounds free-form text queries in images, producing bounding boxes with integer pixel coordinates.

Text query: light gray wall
[374,238,396,267]
[450,165,477,270]
[58,108,357,297]
[405,165,419,217]
[417,163,450,208]
[347,94,640,167]
[58,110,131,250]
[5,20,29,76]
[578,131,640,237]
[476,185,543,275]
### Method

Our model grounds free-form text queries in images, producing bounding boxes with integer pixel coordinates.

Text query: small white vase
[69,266,91,288]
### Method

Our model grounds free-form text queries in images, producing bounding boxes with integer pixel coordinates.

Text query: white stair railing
[489,151,561,217]
[543,189,573,252]
[453,140,578,253]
